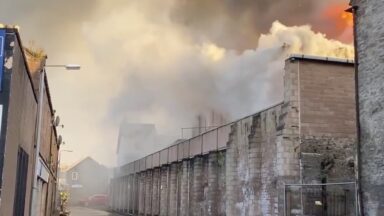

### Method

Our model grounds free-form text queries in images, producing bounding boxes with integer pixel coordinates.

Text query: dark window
[13,147,29,216]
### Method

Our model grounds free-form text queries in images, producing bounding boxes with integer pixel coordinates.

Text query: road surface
[70,206,121,216]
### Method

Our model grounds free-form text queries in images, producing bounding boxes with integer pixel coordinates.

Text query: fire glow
[323,3,353,29]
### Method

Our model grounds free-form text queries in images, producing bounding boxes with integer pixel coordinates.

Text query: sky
[0,0,353,167]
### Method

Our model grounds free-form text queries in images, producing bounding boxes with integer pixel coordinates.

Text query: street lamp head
[65,64,81,70]
[45,64,81,70]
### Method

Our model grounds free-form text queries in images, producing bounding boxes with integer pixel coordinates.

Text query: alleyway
[70,207,121,216]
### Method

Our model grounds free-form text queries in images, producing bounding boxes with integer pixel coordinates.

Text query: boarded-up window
[13,147,29,216]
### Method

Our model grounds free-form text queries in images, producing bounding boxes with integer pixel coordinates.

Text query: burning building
[109,55,357,216]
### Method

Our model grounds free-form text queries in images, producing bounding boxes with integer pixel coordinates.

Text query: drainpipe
[30,67,46,216]
[349,5,363,215]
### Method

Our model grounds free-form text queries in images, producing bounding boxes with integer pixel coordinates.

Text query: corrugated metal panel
[202,129,217,154]
[177,142,184,161]
[160,148,168,165]
[218,124,231,150]
[146,155,153,170]
[153,152,160,168]
[190,136,202,158]
[183,140,190,159]
[134,160,140,172]
[140,158,146,171]
[169,145,178,163]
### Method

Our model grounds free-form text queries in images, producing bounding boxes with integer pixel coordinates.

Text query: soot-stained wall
[109,56,356,216]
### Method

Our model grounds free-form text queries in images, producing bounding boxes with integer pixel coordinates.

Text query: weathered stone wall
[109,58,356,216]
[144,170,153,215]
[298,60,356,183]
[151,168,160,215]
[159,166,169,216]
[282,58,357,215]
[169,164,178,216]
[179,160,190,216]
[190,157,204,216]
[352,0,384,215]
[225,105,283,216]
[206,153,218,216]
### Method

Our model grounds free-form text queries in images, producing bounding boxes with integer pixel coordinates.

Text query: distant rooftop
[288,54,354,64]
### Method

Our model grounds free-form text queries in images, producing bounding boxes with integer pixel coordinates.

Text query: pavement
[69,206,121,216]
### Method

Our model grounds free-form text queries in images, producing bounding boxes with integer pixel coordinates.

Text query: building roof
[64,156,105,173]
[288,54,354,65]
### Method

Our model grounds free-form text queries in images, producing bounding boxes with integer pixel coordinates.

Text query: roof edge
[288,54,355,64]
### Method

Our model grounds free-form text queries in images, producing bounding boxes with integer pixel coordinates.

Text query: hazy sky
[0,0,352,167]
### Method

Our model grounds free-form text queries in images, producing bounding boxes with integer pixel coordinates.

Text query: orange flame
[316,3,353,43]
[323,3,353,30]
[341,11,353,27]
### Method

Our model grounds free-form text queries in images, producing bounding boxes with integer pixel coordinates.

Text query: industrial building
[0,26,60,215]
[109,55,357,216]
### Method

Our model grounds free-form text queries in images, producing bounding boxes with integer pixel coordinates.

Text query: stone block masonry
[191,157,204,216]
[179,161,189,216]
[169,164,178,216]
[352,0,384,215]
[160,166,169,216]
[151,168,160,215]
[144,170,153,215]
[109,56,357,216]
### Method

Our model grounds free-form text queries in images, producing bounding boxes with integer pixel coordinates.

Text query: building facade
[0,26,60,215]
[350,0,384,215]
[109,55,357,216]
[64,157,109,205]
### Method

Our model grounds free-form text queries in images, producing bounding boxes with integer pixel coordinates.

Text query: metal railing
[284,182,358,216]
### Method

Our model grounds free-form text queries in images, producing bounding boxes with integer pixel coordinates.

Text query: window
[14,148,29,216]
[71,172,79,181]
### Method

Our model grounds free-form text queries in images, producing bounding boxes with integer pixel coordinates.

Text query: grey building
[350,0,384,215]
[65,157,109,205]
[0,26,60,216]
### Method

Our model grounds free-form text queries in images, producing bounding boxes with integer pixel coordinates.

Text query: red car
[80,194,109,206]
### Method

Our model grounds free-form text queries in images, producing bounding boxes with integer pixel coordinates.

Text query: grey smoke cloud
[0,0,351,166]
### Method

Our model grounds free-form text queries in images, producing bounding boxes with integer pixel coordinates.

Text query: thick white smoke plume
[0,0,353,165]
[103,17,354,137]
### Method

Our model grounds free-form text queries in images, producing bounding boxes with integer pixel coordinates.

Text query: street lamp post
[30,64,80,216]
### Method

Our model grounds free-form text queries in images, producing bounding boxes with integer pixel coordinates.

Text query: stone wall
[109,57,357,216]
[352,0,384,215]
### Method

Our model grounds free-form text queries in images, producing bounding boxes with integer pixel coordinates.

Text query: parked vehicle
[79,194,108,207]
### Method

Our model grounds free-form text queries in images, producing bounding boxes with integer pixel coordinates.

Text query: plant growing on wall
[59,191,70,216]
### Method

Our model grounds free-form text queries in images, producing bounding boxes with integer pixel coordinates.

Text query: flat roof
[288,54,354,65]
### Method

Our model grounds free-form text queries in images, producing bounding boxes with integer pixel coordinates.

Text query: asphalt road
[70,207,121,216]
